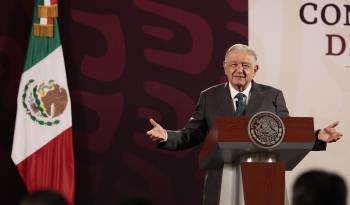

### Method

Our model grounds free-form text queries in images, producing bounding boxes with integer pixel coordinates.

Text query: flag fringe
[38,4,58,18]
[33,24,53,37]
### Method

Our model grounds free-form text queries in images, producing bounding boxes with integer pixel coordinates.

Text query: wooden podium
[199,117,315,205]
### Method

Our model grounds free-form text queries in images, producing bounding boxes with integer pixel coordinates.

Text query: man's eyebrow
[225,61,251,64]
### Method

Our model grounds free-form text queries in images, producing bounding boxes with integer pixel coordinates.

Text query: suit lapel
[220,83,235,117]
[246,82,263,117]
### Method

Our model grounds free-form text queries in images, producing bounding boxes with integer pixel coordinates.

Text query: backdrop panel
[0,0,247,204]
[249,0,350,202]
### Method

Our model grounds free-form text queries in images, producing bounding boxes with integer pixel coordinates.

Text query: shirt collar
[228,82,252,100]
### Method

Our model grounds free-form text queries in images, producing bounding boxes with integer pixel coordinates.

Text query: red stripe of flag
[17,128,75,205]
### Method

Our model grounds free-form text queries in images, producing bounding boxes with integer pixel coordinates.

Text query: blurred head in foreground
[293,170,347,205]
[20,189,68,205]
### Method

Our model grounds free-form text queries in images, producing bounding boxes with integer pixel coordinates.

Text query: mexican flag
[11,0,75,204]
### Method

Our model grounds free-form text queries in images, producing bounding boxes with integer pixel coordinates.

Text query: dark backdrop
[0,0,247,204]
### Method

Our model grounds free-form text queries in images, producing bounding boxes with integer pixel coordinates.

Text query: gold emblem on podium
[247,111,285,149]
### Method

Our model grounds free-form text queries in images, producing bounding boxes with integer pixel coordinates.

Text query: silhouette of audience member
[119,197,155,205]
[20,189,68,205]
[293,170,347,205]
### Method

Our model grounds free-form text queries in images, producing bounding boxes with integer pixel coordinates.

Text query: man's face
[223,50,258,91]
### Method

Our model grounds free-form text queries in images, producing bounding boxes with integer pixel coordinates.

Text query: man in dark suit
[146,44,342,204]
[147,43,342,148]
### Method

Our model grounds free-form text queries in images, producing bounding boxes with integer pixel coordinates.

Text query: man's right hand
[146,118,167,143]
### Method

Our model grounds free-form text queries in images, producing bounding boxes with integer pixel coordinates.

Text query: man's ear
[254,65,259,73]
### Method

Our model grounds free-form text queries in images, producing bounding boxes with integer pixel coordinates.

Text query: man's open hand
[146,118,166,143]
[318,121,343,143]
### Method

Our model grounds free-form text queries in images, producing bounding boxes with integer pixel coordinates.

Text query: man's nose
[235,64,244,72]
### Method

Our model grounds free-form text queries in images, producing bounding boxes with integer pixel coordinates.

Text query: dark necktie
[235,93,246,116]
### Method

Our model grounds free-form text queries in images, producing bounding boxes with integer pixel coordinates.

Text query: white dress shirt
[228,82,252,112]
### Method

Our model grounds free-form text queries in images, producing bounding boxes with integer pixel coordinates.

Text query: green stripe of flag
[23,0,61,71]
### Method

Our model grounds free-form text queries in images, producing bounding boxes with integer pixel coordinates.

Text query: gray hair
[224,44,257,62]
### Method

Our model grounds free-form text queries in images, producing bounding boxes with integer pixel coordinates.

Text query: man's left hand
[318,121,343,143]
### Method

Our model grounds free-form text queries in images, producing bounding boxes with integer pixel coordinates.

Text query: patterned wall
[0,0,247,204]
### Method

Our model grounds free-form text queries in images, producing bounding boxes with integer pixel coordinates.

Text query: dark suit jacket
[159,81,326,151]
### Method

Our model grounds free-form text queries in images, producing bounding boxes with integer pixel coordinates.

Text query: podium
[199,117,315,205]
